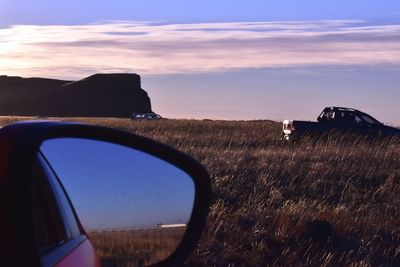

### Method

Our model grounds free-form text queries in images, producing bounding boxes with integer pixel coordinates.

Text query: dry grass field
[1,117,399,266]
[88,227,186,267]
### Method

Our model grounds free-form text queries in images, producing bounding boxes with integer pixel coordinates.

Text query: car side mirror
[0,121,211,267]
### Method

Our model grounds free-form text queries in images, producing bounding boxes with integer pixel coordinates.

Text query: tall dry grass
[1,117,399,266]
[88,228,185,267]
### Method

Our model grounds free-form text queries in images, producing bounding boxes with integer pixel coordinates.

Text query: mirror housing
[0,121,211,267]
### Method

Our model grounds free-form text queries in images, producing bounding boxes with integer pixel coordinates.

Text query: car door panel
[53,239,99,267]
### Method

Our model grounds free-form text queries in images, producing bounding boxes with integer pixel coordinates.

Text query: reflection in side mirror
[40,138,196,267]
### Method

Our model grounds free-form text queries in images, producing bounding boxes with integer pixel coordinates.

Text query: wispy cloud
[0,20,399,79]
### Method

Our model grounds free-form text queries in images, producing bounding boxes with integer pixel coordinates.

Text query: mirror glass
[39,138,195,267]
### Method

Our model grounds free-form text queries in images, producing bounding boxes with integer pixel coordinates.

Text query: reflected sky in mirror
[40,138,195,230]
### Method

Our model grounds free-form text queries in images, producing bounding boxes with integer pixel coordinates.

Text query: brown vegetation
[88,227,185,267]
[1,117,399,266]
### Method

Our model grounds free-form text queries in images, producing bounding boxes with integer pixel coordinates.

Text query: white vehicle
[131,112,162,120]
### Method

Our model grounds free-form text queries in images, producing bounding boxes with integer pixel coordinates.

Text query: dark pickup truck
[282,107,400,141]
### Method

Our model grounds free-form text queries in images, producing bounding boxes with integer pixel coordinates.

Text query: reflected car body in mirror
[0,121,211,267]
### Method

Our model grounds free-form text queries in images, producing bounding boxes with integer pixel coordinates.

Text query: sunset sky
[1,0,399,122]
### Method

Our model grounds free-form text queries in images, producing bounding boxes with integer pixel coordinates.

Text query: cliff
[0,73,152,117]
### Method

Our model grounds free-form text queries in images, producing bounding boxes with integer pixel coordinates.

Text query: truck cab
[317,107,381,127]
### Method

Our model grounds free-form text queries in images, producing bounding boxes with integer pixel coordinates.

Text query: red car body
[0,131,100,267]
[54,240,99,267]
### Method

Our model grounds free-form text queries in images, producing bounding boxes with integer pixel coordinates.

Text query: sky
[1,0,399,122]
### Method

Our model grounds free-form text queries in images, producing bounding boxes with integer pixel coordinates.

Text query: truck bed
[283,120,328,141]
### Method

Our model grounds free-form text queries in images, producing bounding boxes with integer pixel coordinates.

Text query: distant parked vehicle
[282,107,400,141]
[130,112,162,120]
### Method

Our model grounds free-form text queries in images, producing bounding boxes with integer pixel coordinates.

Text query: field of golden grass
[88,227,186,267]
[1,117,399,266]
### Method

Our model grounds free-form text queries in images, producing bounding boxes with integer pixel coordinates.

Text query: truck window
[334,111,356,124]
[355,116,363,124]
[362,115,379,125]
[318,110,335,122]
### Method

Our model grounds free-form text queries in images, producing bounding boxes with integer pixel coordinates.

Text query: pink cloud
[0,20,399,79]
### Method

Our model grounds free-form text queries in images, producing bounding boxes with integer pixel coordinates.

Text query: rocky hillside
[0,73,152,117]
